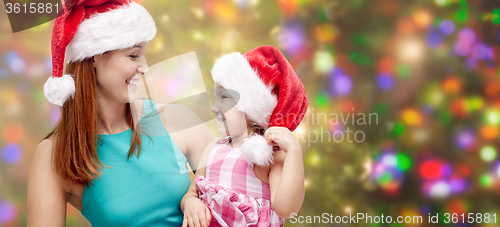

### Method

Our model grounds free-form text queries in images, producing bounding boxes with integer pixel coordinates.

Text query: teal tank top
[81,99,191,226]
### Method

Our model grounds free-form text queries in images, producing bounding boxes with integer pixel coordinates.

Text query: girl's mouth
[216,114,226,123]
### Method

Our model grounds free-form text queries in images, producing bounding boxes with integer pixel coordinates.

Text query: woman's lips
[126,79,139,90]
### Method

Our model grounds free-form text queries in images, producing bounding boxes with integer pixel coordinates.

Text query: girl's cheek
[220,103,233,113]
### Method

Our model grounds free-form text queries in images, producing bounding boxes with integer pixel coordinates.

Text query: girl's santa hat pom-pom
[241,134,274,166]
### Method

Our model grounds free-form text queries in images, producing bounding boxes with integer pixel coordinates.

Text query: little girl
[181,45,308,227]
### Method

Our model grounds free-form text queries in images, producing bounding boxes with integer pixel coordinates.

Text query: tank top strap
[139,99,190,174]
[138,99,166,137]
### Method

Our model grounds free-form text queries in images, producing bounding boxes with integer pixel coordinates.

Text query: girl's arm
[27,139,68,227]
[180,138,218,227]
[266,127,305,219]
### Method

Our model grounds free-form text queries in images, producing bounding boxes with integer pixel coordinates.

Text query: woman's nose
[138,66,149,74]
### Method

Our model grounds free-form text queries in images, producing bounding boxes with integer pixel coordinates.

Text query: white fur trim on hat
[43,74,75,106]
[211,52,278,129]
[65,2,157,62]
[241,134,274,166]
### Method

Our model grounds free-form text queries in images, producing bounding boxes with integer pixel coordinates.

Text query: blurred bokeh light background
[1,0,500,226]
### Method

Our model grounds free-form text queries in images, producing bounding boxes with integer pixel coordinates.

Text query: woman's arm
[158,103,216,227]
[181,138,218,227]
[27,139,69,227]
[266,127,305,219]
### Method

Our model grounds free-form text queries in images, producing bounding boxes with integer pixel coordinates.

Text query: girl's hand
[264,127,301,153]
[182,197,211,227]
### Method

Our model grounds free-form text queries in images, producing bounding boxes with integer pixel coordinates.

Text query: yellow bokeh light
[402,109,423,126]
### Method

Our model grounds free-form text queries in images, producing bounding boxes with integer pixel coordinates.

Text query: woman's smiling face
[94,41,149,103]
[211,84,248,137]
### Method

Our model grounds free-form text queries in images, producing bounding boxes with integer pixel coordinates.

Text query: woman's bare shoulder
[32,138,58,178]
[34,138,55,160]
[31,138,70,192]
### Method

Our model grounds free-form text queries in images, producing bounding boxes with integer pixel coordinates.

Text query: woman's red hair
[43,58,145,186]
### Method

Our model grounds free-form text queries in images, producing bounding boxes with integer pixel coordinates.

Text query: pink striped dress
[195,138,285,227]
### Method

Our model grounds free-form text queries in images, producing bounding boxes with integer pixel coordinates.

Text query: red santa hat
[211,45,308,166]
[44,0,156,106]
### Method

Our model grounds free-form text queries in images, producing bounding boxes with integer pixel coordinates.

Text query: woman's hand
[182,197,211,227]
[264,126,301,153]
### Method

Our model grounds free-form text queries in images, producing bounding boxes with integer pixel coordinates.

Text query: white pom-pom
[43,74,75,106]
[241,134,274,166]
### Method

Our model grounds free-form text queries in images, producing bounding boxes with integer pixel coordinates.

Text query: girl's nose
[211,102,221,114]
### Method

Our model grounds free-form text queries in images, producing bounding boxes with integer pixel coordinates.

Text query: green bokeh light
[396,63,411,78]
[393,122,405,135]
[316,93,329,108]
[454,8,468,23]
[492,9,500,25]
[479,174,493,187]
[439,111,452,125]
[350,52,358,60]
[378,172,392,185]
[396,153,412,172]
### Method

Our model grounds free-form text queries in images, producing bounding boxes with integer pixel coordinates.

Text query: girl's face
[94,41,149,104]
[212,84,248,137]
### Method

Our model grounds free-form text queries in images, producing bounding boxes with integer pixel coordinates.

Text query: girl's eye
[130,55,139,59]
[221,95,228,99]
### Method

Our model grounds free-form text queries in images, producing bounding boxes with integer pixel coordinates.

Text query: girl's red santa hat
[44,0,156,106]
[211,45,308,166]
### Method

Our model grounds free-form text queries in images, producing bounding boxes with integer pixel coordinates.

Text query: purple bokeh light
[0,200,16,223]
[278,25,305,55]
[440,20,455,35]
[2,144,22,165]
[458,28,476,45]
[426,32,442,49]
[377,73,394,91]
[441,164,453,177]
[455,130,474,149]
[449,178,467,193]
[454,42,471,56]
[330,73,352,95]
[471,43,489,60]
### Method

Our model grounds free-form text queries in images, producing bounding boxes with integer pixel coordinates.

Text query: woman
[27,0,214,226]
